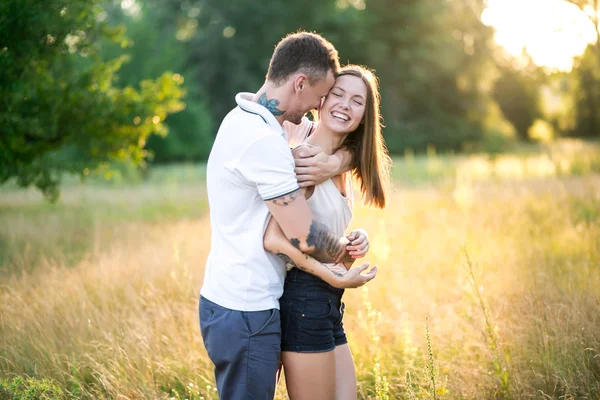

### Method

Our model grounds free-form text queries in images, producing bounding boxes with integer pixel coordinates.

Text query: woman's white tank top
[307,178,353,238]
[286,117,354,238]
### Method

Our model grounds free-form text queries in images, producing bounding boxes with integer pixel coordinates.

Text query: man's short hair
[267,32,340,86]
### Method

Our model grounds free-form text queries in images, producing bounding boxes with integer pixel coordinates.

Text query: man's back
[202,93,298,312]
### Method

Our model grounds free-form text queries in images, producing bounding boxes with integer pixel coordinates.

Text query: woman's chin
[332,122,358,134]
[322,114,358,134]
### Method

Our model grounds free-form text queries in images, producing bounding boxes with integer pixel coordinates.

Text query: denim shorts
[280,268,347,353]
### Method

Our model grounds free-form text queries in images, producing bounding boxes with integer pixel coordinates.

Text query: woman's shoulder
[284,117,313,148]
[283,115,312,129]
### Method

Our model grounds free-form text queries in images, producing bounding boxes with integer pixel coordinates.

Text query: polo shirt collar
[235,92,284,135]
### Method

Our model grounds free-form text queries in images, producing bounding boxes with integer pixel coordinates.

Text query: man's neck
[252,82,288,126]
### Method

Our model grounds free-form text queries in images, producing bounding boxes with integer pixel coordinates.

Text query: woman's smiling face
[320,74,368,134]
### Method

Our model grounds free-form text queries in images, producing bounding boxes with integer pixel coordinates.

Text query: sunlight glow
[121,0,141,18]
[481,0,598,71]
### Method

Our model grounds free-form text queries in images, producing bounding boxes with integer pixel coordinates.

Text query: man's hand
[331,262,377,289]
[346,228,369,259]
[293,145,342,188]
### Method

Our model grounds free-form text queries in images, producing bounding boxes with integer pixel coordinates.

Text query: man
[199,32,376,399]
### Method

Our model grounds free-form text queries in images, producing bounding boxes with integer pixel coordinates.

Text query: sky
[481,0,598,71]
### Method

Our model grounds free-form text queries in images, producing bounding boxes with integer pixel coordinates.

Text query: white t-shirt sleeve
[236,134,299,200]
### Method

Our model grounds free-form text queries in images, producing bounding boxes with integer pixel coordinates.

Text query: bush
[473,130,517,155]
[384,116,483,154]
[0,377,64,400]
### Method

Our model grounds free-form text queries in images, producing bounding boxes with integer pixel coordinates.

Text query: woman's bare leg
[282,350,336,400]
[334,344,357,400]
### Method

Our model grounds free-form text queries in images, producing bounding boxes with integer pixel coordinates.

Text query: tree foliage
[571,45,600,137]
[174,0,496,152]
[493,62,542,141]
[0,0,185,200]
[3,0,597,200]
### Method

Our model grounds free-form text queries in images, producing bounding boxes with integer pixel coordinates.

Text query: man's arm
[236,134,352,263]
[293,146,353,188]
[263,216,376,289]
[265,189,353,264]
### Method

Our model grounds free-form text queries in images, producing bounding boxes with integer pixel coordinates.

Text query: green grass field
[1,140,600,399]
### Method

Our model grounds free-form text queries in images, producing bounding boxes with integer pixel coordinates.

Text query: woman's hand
[325,263,349,276]
[331,262,377,289]
[346,228,369,259]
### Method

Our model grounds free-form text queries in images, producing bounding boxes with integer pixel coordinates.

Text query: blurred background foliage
[1,0,600,198]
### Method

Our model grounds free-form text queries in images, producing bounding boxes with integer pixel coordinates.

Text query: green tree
[100,0,214,162]
[564,0,600,137]
[571,45,600,137]
[354,0,494,152]
[185,0,496,153]
[493,61,541,141]
[95,0,498,156]
[0,0,185,200]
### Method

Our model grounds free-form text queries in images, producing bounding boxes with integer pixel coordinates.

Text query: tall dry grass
[1,147,600,399]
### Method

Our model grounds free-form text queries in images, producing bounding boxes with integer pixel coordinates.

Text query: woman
[264,65,391,399]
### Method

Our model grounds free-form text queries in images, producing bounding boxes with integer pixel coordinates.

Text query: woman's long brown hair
[337,65,391,209]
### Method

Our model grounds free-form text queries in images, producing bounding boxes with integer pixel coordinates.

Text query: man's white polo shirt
[200,93,299,312]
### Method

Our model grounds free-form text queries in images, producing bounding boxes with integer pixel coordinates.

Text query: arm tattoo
[290,238,300,250]
[325,264,344,278]
[276,252,341,279]
[306,220,349,264]
[340,251,355,263]
[276,253,297,270]
[258,93,285,116]
[270,189,301,206]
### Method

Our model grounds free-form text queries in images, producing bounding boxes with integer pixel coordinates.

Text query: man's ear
[293,74,308,93]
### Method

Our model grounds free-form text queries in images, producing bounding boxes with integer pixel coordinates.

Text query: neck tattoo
[258,93,285,116]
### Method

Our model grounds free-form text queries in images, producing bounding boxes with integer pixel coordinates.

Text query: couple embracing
[199,31,391,400]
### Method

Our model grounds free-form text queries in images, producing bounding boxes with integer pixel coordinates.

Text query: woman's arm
[264,217,350,285]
